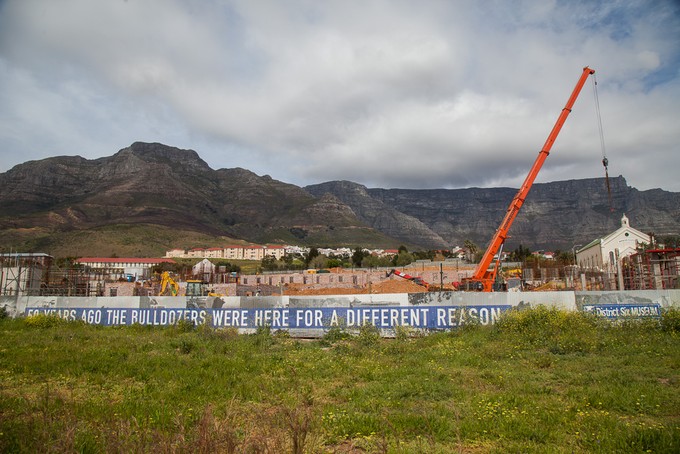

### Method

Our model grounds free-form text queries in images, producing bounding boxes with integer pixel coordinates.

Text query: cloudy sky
[1,0,678,192]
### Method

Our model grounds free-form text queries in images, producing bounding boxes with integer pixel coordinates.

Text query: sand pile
[283,278,431,295]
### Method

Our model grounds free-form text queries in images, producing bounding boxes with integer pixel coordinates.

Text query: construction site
[2,68,678,302]
[2,251,679,303]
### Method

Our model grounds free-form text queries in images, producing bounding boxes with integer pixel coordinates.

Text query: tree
[261,255,278,271]
[309,254,328,270]
[510,244,532,262]
[464,240,479,263]
[394,251,415,267]
[305,247,319,268]
[326,258,343,268]
[661,235,680,248]
[352,247,366,267]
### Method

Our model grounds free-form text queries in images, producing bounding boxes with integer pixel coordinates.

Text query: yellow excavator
[159,271,180,296]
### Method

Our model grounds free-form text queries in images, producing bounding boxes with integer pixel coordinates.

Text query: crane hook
[602,157,613,212]
[593,75,613,212]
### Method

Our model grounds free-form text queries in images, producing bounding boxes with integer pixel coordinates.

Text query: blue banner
[25,305,512,329]
[581,304,661,319]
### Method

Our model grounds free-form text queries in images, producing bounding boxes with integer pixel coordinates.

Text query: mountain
[1,142,678,257]
[0,142,396,257]
[306,177,680,251]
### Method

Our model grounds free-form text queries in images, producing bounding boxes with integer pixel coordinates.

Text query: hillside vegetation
[1,142,679,257]
[1,307,678,453]
[0,223,252,258]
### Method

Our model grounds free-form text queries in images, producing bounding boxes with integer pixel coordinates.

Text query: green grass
[0,223,251,258]
[1,308,679,453]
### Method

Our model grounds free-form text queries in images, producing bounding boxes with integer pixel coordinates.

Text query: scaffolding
[622,249,680,290]
[0,253,102,297]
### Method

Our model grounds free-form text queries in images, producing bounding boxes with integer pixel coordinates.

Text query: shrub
[495,305,603,353]
[356,323,380,347]
[253,324,273,347]
[175,318,195,333]
[23,313,72,328]
[322,326,351,344]
[660,306,680,333]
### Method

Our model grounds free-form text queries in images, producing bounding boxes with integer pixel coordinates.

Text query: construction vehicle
[185,279,225,308]
[463,67,596,291]
[159,271,180,296]
[387,269,429,287]
[387,269,436,291]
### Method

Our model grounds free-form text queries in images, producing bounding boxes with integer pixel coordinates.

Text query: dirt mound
[283,278,431,295]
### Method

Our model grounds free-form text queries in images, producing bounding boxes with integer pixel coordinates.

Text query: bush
[23,313,72,328]
[321,326,351,345]
[356,323,380,347]
[495,305,603,353]
[253,324,273,347]
[660,307,680,333]
[175,318,195,333]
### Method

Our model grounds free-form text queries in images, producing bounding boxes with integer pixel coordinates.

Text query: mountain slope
[1,142,678,257]
[0,142,397,256]
[368,176,680,250]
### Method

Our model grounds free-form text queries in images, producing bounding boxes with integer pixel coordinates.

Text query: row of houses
[165,245,286,261]
[164,245,417,261]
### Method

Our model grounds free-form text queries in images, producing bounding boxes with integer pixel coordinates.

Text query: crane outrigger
[463,67,596,291]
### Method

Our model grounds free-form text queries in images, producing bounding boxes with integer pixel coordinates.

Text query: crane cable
[592,73,613,212]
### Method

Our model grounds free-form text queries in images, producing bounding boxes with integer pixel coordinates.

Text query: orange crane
[463,67,596,291]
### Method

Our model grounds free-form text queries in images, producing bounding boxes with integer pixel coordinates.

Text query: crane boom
[466,67,595,291]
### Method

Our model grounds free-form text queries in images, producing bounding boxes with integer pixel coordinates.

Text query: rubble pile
[283,278,428,295]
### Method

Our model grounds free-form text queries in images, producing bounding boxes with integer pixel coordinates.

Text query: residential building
[204,247,223,259]
[165,248,185,258]
[263,245,286,260]
[186,248,205,258]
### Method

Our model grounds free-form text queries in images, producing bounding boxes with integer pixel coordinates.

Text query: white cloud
[0,0,679,192]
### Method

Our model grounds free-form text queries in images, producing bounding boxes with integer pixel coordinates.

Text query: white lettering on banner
[24,305,511,330]
[26,308,77,321]
[254,309,291,328]
[106,309,127,325]
[585,304,661,319]
[344,307,429,327]
[435,307,504,327]
[81,309,101,324]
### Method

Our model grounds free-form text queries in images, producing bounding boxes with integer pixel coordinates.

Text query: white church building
[576,214,650,271]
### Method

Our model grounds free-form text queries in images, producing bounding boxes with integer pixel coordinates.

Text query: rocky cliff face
[308,176,680,251]
[1,142,678,255]
[304,181,450,249]
[0,142,395,251]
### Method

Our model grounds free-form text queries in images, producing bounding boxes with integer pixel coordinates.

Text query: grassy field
[0,307,679,453]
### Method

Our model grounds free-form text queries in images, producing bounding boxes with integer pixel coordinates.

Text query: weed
[356,322,380,347]
[394,324,426,340]
[495,305,603,353]
[1,307,679,452]
[175,317,195,333]
[253,324,273,347]
[321,325,352,345]
[24,313,73,328]
[660,306,680,333]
